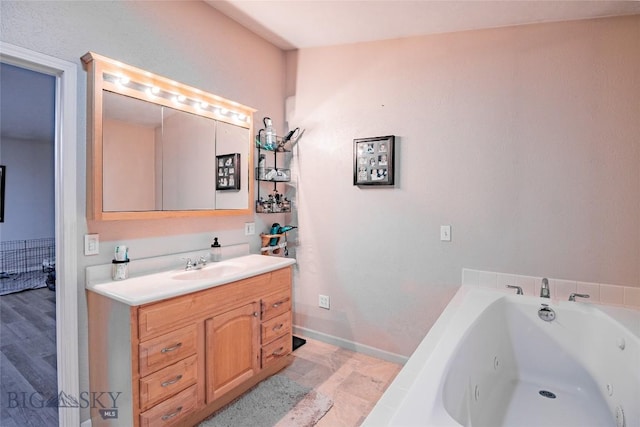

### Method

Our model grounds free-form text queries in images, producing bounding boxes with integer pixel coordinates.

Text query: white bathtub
[364,286,640,427]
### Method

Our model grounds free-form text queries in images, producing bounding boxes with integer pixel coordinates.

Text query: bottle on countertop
[210,237,222,262]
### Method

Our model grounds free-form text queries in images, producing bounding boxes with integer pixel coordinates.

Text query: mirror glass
[83,51,254,220]
[101,91,249,212]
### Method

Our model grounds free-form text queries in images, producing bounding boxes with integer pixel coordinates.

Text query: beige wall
[289,15,640,356]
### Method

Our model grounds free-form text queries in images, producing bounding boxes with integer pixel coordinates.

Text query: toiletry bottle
[264,117,275,150]
[211,237,222,262]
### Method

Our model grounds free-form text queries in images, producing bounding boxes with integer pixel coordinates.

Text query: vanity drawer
[139,324,197,376]
[261,333,292,368]
[139,354,197,410]
[139,384,198,427]
[138,268,291,339]
[261,289,291,321]
[261,311,291,344]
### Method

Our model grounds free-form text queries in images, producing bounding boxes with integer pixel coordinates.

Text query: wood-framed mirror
[82,52,255,220]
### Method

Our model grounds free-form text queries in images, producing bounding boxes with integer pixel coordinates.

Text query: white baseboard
[293,326,408,365]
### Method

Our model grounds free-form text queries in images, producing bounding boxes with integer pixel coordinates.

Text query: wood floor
[0,288,401,427]
[0,287,58,427]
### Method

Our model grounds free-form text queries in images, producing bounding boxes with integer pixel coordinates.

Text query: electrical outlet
[84,233,99,255]
[319,294,330,310]
[244,222,255,236]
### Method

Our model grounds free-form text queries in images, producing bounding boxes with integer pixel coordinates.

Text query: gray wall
[0,138,55,241]
[0,62,56,242]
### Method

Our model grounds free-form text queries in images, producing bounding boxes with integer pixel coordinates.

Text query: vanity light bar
[102,72,250,123]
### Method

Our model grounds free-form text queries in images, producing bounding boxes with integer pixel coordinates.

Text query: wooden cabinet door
[205,302,260,402]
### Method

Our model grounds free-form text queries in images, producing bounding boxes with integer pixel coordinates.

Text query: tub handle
[568,293,590,302]
[506,285,523,295]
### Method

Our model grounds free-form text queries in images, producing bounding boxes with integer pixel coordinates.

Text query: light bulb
[145,86,160,96]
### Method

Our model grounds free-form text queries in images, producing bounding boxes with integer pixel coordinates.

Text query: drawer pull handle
[272,347,285,356]
[161,343,182,353]
[161,375,183,387]
[272,323,284,332]
[253,312,259,317]
[272,297,290,308]
[161,406,183,421]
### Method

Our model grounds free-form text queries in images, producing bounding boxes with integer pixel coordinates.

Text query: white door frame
[1,42,79,426]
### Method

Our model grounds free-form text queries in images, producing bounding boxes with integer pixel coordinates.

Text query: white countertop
[86,254,296,306]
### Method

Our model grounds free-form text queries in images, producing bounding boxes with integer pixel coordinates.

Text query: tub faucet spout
[506,285,523,295]
[540,278,550,298]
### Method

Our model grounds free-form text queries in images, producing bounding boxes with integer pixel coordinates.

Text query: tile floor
[280,337,403,426]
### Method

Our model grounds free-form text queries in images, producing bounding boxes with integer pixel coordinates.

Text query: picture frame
[0,165,4,222]
[215,153,241,191]
[353,135,395,186]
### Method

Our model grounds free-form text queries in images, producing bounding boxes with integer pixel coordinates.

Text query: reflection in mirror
[216,122,250,210]
[102,92,249,212]
[102,91,162,212]
[161,107,217,210]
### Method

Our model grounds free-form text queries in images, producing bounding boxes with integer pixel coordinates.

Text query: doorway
[0,62,57,425]
[0,42,79,427]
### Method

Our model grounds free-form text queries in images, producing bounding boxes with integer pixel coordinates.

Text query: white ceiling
[206,0,640,50]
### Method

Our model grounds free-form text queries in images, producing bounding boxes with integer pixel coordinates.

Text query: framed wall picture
[353,135,395,186]
[216,153,241,191]
[0,165,5,222]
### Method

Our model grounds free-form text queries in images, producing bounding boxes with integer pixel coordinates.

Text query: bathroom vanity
[86,255,295,426]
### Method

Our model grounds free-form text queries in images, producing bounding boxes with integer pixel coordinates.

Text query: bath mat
[198,374,333,427]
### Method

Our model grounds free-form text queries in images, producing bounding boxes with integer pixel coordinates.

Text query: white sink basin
[171,262,245,281]
[86,254,297,306]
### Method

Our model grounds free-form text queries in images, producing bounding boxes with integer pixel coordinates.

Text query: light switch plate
[440,225,451,242]
[84,233,99,255]
[244,222,256,236]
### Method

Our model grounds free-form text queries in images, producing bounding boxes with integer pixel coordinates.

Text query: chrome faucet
[569,293,590,302]
[184,255,208,270]
[506,285,523,295]
[540,278,550,298]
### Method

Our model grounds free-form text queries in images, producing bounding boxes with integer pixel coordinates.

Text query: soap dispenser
[210,237,222,262]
